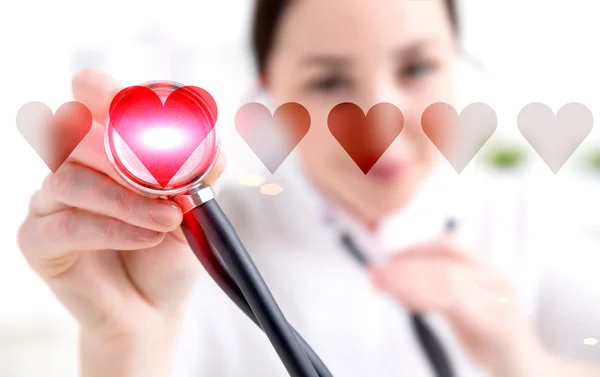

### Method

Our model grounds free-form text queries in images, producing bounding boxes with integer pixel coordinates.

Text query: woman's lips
[368,160,410,183]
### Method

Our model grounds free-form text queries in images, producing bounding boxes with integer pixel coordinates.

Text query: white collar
[273,154,464,262]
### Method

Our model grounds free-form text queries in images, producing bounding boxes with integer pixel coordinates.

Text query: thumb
[71,68,123,125]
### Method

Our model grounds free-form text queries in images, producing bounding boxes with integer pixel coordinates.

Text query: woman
[16,0,600,376]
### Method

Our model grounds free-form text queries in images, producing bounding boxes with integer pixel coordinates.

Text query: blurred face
[265,0,457,225]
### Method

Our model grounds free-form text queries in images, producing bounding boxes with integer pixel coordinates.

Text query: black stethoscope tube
[181,191,454,377]
[181,198,327,377]
[340,227,455,377]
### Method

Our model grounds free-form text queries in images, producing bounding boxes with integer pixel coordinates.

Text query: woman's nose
[355,77,409,114]
[355,81,411,127]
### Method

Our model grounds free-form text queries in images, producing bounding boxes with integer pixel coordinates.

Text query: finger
[370,259,500,313]
[71,68,123,125]
[69,70,129,184]
[35,162,182,232]
[31,163,116,216]
[20,208,166,263]
[170,226,188,244]
[388,241,477,265]
[29,187,69,215]
[67,120,128,185]
[30,130,124,215]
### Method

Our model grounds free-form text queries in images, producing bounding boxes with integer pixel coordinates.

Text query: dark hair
[251,0,459,75]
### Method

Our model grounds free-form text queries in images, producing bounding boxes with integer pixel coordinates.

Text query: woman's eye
[399,61,438,80]
[306,76,350,93]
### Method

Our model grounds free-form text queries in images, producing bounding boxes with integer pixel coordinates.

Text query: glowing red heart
[108,85,218,187]
[328,102,404,174]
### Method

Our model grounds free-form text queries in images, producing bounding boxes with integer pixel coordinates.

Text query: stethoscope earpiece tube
[411,315,454,377]
[178,183,453,377]
[340,230,455,377]
[180,197,324,377]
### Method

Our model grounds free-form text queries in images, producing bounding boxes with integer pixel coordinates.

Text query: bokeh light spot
[238,173,266,187]
[584,338,598,346]
[260,183,284,196]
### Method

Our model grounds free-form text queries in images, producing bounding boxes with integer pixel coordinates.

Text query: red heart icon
[108,85,218,188]
[422,102,497,173]
[16,101,92,173]
[235,102,310,173]
[328,102,404,174]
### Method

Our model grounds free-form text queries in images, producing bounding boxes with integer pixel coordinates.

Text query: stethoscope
[104,81,454,377]
[339,221,456,377]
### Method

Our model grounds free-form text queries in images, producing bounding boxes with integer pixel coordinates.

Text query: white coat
[169,159,600,377]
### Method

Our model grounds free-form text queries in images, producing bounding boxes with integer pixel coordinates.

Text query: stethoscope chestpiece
[103,81,332,377]
[104,80,221,200]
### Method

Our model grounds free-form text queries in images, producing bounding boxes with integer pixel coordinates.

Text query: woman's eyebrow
[300,54,352,68]
[299,38,438,68]
[393,38,438,59]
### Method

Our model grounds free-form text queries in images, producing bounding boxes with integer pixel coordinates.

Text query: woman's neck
[299,166,385,235]
[319,183,383,235]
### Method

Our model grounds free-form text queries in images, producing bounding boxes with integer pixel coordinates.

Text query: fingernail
[149,201,181,226]
[135,227,162,242]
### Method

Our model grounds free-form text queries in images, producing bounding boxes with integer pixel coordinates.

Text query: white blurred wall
[0,1,599,376]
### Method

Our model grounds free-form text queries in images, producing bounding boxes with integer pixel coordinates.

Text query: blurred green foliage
[586,147,600,171]
[481,142,529,169]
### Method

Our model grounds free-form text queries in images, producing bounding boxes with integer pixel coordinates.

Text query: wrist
[79,311,184,377]
[489,326,551,377]
[492,343,549,377]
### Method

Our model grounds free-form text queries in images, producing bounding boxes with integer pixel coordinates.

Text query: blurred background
[1,0,600,376]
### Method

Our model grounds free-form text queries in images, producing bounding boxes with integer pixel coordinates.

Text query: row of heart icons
[16,85,593,184]
[237,101,593,175]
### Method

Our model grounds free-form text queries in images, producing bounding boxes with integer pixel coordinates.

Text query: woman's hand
[368,240,548,377]
[17,69,226,377]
